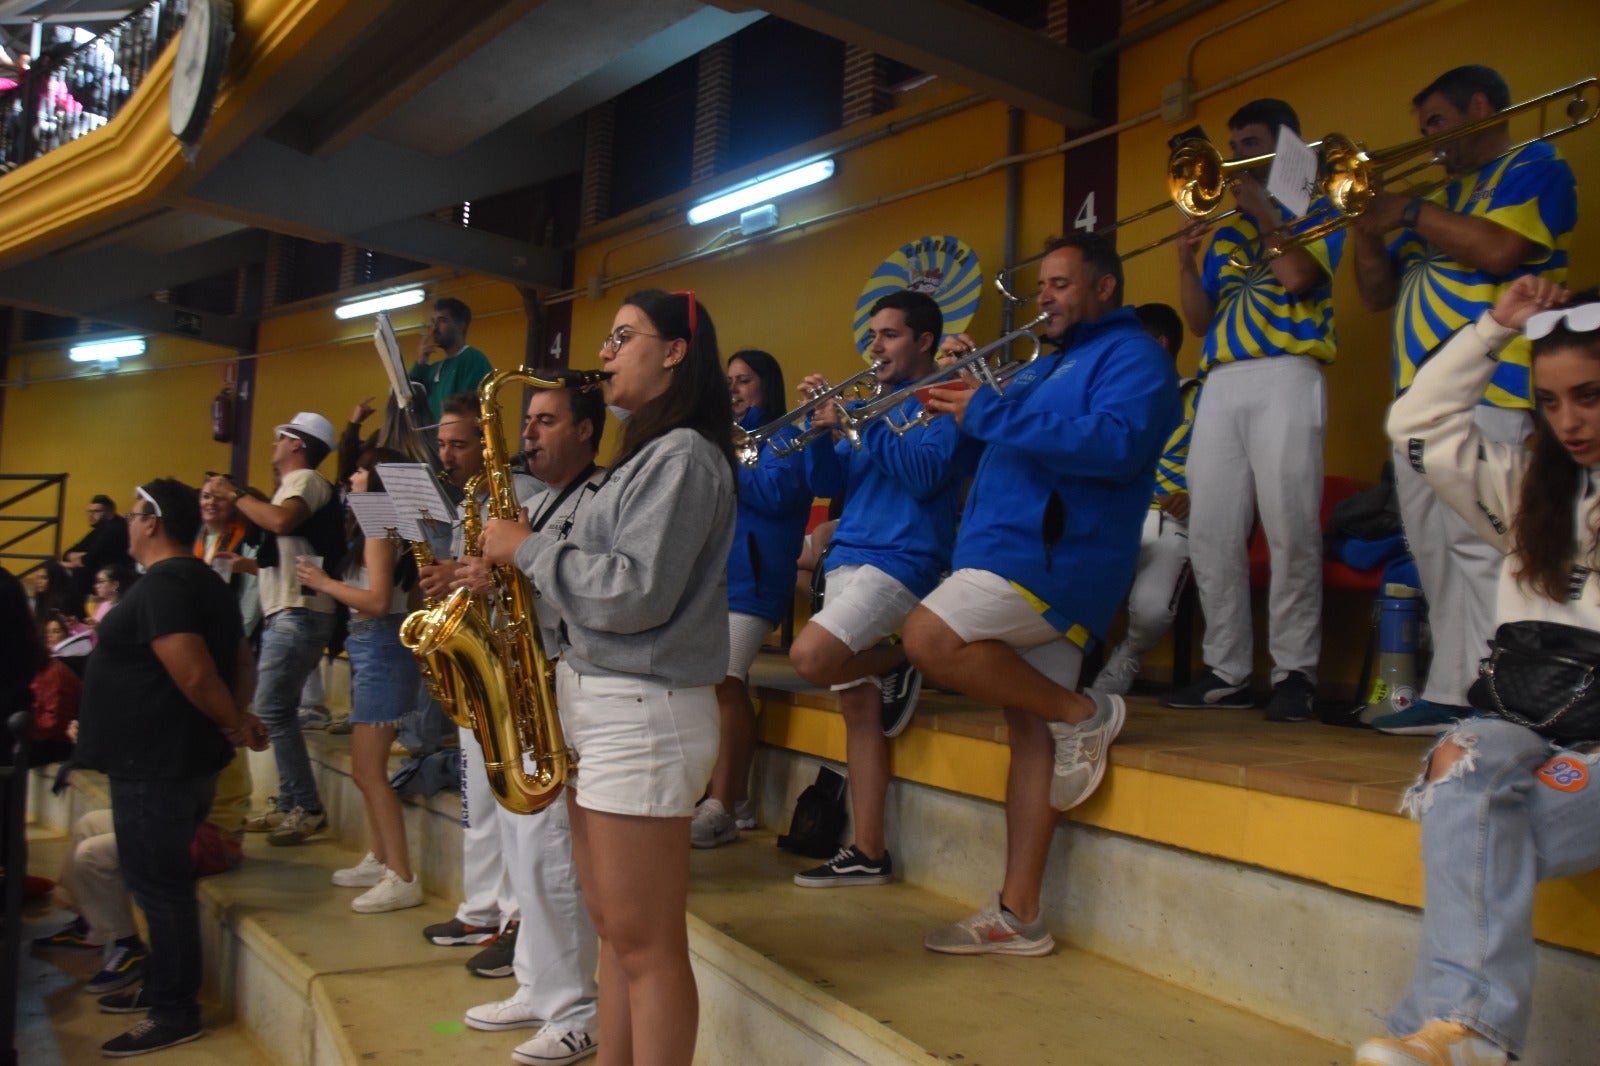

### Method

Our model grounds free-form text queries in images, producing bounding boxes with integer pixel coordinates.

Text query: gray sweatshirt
[514,428,735,686]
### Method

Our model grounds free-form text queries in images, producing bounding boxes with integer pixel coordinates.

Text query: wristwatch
[1401,197,1425,229]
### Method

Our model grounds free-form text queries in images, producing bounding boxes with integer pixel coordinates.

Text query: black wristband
[1401,197,1425,229]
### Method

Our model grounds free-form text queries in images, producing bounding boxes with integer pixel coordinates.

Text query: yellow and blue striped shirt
[1198,201,1344,377]
[1152,377,1200,505]
[1388,141,1576,407]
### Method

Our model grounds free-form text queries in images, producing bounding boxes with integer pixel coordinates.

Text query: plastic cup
[211,556,234,580]
[297,554,323,596]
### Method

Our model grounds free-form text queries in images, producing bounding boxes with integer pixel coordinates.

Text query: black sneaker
[86,937,148,994]
[33,915,101,954]
[879,661,923,738]
[466,921,518,978]
[98,986,151,1014]
[100,1017,203,1058]
[423,917,500,946]
[1265,671,1317,723]
[1159,669,1255,709]
[793,845,893,887]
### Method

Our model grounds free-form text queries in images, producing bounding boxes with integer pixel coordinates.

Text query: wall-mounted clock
[169,0,234,147]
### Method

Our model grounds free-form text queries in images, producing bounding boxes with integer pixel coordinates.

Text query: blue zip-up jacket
[805,382,983,598]
[954,306,1180,644]
[729,406,815,624]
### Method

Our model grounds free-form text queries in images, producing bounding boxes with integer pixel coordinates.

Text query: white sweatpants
[456,725,518,928]
[499,797,599,1029]
[57,809,137,944]
[1106,509,1192,665]
[1394,406,1528,707]
[1187,355,1326,686]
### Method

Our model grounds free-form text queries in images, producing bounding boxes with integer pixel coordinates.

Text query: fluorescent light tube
[69,336,146,362]
[687,159,834,225]
[335,288,427,320]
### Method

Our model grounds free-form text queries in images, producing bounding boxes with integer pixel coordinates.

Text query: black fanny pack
[1467,621,1600,744]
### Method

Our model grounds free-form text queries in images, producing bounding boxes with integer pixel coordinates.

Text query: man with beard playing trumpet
[904,232,1179,954]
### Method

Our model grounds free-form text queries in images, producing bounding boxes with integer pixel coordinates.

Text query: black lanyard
[530,463,598,534]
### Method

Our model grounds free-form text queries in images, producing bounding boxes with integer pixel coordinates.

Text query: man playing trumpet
[786,289,981,887]
[904,232,1178,953]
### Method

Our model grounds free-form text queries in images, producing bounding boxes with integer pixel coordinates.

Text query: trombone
[731,361,885,466]
[994,139,1281,304]
[836,313,1051,443]
[1245,77,1597,263]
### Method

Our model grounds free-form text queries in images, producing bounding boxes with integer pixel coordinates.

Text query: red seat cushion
[1246,475,1381,591]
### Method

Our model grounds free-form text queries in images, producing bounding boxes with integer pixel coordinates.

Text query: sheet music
[374,312,410,410]
[375,463,456,540]
[1266,124,1318,218]
[346,492,408,540]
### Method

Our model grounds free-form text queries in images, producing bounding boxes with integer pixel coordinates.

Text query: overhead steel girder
[746,0,1098,128]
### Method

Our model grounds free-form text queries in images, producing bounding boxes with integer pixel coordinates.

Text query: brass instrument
[732,361,886,466]
[399,368,611,814]
[1242,77,1598,262]
[837,313,1051,442]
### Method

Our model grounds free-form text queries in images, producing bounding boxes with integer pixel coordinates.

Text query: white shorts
[919,569,1083,690]
[727,612,775,680]
[810,564,920,653]
[555,660,719,818]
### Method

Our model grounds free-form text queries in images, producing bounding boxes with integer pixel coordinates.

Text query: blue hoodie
[953,306,1180,644]
[805,383,983,598]
[729,406,816,624]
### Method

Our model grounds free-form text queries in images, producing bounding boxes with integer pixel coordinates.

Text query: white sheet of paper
[375,462,456,539]
[374,313,410,410]
[1266,124,1318,219]
[346,492,407,540]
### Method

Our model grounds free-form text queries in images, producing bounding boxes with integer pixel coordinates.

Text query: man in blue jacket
[904,232,1179,955]
[787,289,982,888]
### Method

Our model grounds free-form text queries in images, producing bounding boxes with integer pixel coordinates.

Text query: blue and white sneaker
[1371,699,1475,736]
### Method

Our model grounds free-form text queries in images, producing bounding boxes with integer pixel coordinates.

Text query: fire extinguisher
[212,386,236,442]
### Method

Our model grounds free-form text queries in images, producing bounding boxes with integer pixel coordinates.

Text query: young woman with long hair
[692,349,813,848]
[1360,276,1600,1066]
[294,447,424,914]
[480,289,735,1066]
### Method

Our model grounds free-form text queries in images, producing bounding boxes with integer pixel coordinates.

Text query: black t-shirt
[76,555,242,780]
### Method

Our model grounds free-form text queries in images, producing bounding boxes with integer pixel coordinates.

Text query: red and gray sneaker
[423,917,501,946]
[923,895,1055,957]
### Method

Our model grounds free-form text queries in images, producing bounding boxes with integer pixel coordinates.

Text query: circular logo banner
[853,235,981,360]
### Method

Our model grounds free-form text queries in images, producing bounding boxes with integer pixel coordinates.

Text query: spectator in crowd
[409,298,494,424]
[61,493,132,608]
[73,478,267,1057]
[195,474,264,643]
[42,609,94,669]
[89,562,137,626]
[28,559,80,621]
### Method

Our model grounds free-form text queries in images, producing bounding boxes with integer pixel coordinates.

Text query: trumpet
[731,361,885,466]
[836,313,1051,442]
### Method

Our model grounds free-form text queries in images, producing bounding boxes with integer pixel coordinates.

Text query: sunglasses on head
[1525,303,1600,342]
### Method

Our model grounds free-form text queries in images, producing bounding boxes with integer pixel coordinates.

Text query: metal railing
[0,474,67,577]
[0,1,186,172]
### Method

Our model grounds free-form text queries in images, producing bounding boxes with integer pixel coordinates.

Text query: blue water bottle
[1358,584,1422,725]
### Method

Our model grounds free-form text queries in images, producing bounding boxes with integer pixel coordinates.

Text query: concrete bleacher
[26,652,1600,1064]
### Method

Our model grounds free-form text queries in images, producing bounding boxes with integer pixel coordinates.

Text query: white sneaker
[690,798,739,849]
[464,994,543,1032]
[513,1024,597,1065]
[733,798,757,829]
[1048,690,1126,811]
[332,852,385,888]
[350,869,423,913]
[1091,649,1140,696]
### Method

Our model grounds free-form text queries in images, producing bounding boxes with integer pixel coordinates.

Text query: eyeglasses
[601,326,661,354]
[124,509,157,523]
[1526,303,1600,341]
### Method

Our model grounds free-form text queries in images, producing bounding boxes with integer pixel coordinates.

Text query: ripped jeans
[1388,717,1600,1055]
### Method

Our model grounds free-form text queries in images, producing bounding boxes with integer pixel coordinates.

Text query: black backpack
[777,765,848,859]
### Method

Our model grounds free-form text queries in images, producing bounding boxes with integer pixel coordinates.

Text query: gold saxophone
[398,368,609,814]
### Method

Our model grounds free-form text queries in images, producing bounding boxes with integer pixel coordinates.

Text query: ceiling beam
[748,0,1097,128]
[349,217,567,289]
[182,119,585,247]
[92,295,258,351]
